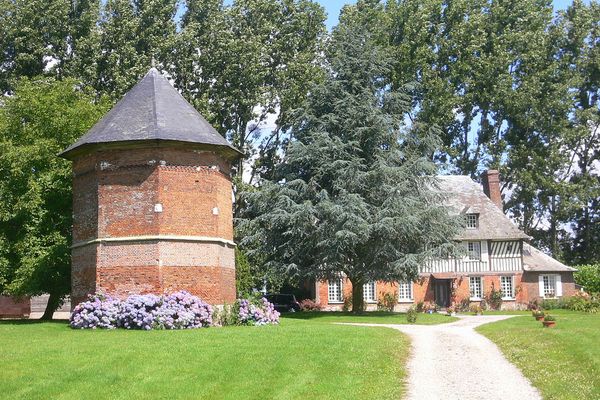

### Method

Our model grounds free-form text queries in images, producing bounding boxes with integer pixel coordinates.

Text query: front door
[434,280,451,308]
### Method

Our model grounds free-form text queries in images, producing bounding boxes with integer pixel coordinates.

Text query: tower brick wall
[71,147,236,306]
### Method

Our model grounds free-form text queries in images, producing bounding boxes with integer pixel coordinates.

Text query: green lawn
[477,310,600,400]
[0,316,410,400]
[284,311,458,325]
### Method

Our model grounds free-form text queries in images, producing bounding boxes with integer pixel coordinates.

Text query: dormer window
[466,213,479,229]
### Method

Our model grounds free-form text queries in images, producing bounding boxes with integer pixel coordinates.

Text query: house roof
[60,68,242,160]
[436,175,530,241]
[523,243,576,272]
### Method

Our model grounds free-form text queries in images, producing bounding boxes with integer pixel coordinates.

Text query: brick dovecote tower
[60,68,243,306]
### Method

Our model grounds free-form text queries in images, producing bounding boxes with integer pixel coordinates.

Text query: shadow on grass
[282,311,405,320]
[0,319,69,326]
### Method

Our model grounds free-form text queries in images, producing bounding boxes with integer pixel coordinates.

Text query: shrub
[564,292,600,313]
[574,264,600,294]
[71,291,214,330]
[406,306,418,323]
[213,303,238,327]
[539,298,566,311]
[237,297,280,325]
[71,292,281,330]
[421,301,436,313]
[485,288,503,310]
[342,296,352,312]
[70,293,120,329]
[415,301,424,313]
[532,310,545,318]
[212,295,280,326]
[299,299,322,311]
[527,298,541,311]
[479,298,489,311]
[154,291,213,329]
[377,292,397,312]
[457,298,471,312]
[469,304,483,315]
[117,294,163,330]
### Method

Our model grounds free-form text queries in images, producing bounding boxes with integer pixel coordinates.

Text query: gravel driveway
[346,315,542,400]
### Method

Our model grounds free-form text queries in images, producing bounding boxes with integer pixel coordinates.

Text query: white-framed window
[542,275,556,298]
[398,281,413,301]
[363,281,376,303]
[328,279,343,303]
[466,213,479,229]
[467,241,481,261]
[500,276,514,299]
[469,276,483,300]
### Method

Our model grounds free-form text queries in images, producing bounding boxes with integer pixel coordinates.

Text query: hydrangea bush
[118,294,163,330]
[70,293,120,329]
[237,297,280,326]
[70,291,277,329]
[155,291,213,329]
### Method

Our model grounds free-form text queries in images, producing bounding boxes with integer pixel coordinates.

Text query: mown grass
[0,316,410,400]
[477,310,600,400]
[284,311,458,325]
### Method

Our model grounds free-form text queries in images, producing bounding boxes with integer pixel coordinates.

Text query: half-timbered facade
[314,170,577,310]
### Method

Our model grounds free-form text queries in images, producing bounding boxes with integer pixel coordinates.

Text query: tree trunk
[349,276,364,314]
[40,293,62,320]
[550,195,558,258]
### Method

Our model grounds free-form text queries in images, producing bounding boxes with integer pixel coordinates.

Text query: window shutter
[556,274,563,297]
[538,275,545,297]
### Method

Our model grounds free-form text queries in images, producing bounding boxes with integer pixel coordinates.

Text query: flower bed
[70,292,279,330]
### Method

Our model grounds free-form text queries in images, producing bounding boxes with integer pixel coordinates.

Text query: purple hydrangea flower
[69,293,120,329]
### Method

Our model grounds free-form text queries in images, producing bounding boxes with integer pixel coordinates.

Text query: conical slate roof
[60,68,242,159]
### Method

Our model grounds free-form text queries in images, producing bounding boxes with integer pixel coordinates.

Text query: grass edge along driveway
[476,310,600,400]
[283,310,458,325]
[1,316,413,400]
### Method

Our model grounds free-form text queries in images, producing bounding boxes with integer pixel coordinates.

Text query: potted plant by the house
[533,310,545,321]
[446,305,456,316]
[542,315,556,328]
[470,304,483,316]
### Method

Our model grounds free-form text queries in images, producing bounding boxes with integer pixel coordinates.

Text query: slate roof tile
[60,68,242,159]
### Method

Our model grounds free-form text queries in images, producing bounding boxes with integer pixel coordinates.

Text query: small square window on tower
[465,213,479,229]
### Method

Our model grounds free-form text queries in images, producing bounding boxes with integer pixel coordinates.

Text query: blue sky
[318,0,586,29]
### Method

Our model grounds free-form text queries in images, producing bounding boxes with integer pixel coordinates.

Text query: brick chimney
[481,170,503,209]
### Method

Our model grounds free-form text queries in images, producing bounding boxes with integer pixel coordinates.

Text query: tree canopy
[0,78,107,318]
[336,0,600,265]
[240,24,462,311]
[0,0,598,311]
